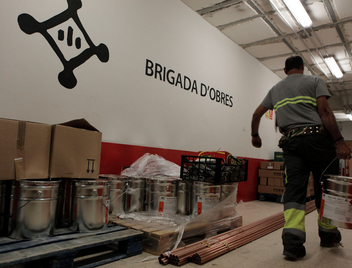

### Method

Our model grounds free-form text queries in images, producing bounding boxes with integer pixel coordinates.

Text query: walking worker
[251,55,352,260]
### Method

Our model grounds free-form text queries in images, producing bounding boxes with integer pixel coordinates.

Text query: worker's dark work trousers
[281,134,339,252]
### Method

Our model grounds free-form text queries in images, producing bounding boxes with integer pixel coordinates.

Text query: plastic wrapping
[121,153,180,177]
[112,183,240,255]
[108,154,242,255]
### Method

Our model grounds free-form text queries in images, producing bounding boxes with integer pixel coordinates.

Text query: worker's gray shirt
[261,74,331,132]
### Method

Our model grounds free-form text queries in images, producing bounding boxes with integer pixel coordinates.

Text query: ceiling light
[283,0,312,28]
[346,113,352,121]
[325,57,343,79]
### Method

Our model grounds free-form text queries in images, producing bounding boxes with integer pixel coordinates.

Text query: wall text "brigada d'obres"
[145,59,233,108]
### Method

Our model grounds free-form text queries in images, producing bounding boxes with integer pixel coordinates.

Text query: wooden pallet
[0,225,143,268]
[110,215,242,256]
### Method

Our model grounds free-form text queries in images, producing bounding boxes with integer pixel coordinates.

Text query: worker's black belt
[278,125,327,148]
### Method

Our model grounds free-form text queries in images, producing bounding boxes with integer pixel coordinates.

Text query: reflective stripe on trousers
[282,202,306,250]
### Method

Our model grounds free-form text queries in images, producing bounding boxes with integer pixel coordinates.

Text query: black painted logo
[18,0,109,89]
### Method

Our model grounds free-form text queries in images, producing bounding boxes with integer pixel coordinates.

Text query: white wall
[0,0,282,159]
[341,122,352,140]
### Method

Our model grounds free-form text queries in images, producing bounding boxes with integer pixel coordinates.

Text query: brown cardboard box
[258,185,285,195]
[308,178,314,187]
[268,178,284,187]
[307,186,315,197]
[0,118,51,180]
[260,161,283,170]
[258,181,314,197]
[258,169,285,178]
[260,177,268,186]
[49,119,102,179]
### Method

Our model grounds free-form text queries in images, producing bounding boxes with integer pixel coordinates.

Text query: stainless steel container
[146,177,180,216]
[8,180,60,240]
[220,183,238,202]
[177,181,190,215]
[125,177,146,213]
[191,182,221,216]
[55,179,72,228]
[100,174,127,218]
[70,179,110,232]
[320,175,352,229]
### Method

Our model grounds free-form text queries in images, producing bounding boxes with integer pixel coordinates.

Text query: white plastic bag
[121,153,180,177]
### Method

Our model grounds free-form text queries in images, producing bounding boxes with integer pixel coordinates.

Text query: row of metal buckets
[0,175,237,240]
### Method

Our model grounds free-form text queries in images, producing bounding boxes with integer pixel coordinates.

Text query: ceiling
[181,0,352,122]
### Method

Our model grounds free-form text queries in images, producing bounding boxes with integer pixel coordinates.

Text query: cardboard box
[307,186,315,197]
[258,185,285,195]
[260,161,283,170]
[0,118,51,180]
[268,178,284,187]
[259,182,314,197]
[308,178,314,187]
[260,177,268,186]
[258,169,285,179]
[49,119,102,179]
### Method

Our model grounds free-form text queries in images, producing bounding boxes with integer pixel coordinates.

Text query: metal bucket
[70,179,110,232]
[177,181,191,215]
[191,182,221,216]
[100,174,127,218]
[146,177,180,216]
[125,177,146,213]
[55,179,72,228]
[320,175,352,229]
[8,180,60,240]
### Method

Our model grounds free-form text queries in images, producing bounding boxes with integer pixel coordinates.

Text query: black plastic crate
[180,155,248,184]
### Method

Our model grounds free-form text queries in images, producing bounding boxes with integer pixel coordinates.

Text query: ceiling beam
[240,18,352,49]
[196,0,243,15]
[254,42,350,61]
[322,0,352,58]
[245,0,317,76]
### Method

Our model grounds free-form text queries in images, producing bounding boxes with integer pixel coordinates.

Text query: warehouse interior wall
[1,0,287,201]
[341,121,352,140]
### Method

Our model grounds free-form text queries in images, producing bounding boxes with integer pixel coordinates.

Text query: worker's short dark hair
[285,56,304,72]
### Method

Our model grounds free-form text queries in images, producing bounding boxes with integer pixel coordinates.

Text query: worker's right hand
[252,136,262,148]
[335,141,352,159]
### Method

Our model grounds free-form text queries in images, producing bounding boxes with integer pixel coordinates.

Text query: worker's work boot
[320,229,342,247]
[283,245,306,260]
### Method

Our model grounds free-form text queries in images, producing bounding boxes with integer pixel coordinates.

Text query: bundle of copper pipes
[159,200,316,266]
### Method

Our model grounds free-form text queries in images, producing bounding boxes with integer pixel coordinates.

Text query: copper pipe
[161,200,316,266]
[193,200,317,264]
[195,223,284,259]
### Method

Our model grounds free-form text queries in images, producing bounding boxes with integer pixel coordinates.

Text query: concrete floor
[98,200,352,268]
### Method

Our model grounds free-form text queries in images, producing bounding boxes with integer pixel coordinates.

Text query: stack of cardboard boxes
[0,118,102,181]
[258,160,314,198]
